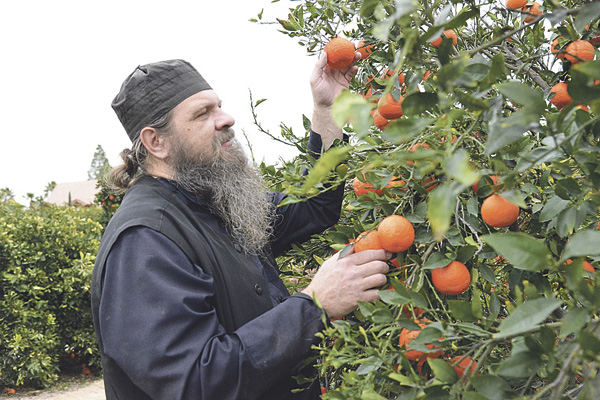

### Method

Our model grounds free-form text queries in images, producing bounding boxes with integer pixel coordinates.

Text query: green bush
[0,201,103,388]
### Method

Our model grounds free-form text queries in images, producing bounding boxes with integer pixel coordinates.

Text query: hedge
[0,201,103,388]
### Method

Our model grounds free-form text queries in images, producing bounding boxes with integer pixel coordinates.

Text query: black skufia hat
[112,59,212,141]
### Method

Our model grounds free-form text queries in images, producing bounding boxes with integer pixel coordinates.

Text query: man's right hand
[301,248,391,319]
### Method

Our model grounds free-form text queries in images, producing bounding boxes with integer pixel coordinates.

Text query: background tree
[87,144,111,180]
[254,0,600,398]
[0,187,14,202]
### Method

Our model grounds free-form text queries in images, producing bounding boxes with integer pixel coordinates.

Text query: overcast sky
[0,0,318,202]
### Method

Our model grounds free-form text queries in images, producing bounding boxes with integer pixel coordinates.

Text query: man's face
[168,89,236,162]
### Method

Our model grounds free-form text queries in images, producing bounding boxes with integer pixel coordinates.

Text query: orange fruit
[423,70,433,81]
[549,82,572,109]
[472,175,501,193]
[522,2,541,23]
[353,175,383,199]
[564,40,595,64]
[551,38,567,59]
[432,261,471,295]
[422,176,438,192]
[505,0,527,10]
[481,194,520,228]
[406,142,432,165]
[431,29,457,48]
[381,68,406,86]
[357,40,374,59]
[377,215,415,253]
[378,92,404,119]
[324,37,356,69]
[385,176,406,190]
[584,261,595,274]
[353,230,382,253]
[450,356,477,378]
[399,320,444,361]
[372,109,391,130]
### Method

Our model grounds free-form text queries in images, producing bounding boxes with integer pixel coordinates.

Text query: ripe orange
[353,230,382,253]
[385,176,406,190]
[450,356,477,378]
[431,29,457,48]
[378,92,404,119]
[432,261,471,295]
[481,194,520,228]
[472,175,501,193]
[564,40,595,64]
[324,37,356,69]
[551,38,567,59]
[377,215,415,253]
[505,0,527,10]
[372,109,391,130]
[399,320,444,361]
[549,82,572,109]
[522,2,541,23]
[357,40,374,59]
[353,175,383,199]
[422,176,439,192]
[584,261,595,274]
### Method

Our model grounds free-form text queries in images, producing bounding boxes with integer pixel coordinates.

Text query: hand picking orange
[353,230,382,253]
[324,37,356,69]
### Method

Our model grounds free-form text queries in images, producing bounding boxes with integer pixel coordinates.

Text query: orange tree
[254,0,600,398]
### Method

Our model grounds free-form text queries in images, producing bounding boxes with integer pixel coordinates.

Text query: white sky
[0,0,318,202]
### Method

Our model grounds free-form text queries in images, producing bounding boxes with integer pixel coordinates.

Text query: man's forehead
[180,90,221,109]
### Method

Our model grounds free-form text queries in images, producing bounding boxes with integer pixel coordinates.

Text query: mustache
[218,128,235,145]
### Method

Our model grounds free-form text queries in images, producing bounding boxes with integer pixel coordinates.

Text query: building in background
[46,180,99,206]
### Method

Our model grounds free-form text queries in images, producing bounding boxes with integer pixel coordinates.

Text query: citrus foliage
[258,0,600,398]
[0,202,103,388]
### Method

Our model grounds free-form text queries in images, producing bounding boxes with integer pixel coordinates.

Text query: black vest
[91,176,278,399]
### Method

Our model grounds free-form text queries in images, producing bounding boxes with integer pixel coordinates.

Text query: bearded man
[91,58,390,400]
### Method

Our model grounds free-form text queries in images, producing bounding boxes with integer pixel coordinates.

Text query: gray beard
[169,132,274,255]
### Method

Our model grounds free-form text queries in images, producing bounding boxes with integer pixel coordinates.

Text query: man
[91,56,390,400]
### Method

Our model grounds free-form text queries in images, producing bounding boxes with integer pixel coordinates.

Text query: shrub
[0,201,102,388]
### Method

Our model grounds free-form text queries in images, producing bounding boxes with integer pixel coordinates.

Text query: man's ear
[139,127,169,160]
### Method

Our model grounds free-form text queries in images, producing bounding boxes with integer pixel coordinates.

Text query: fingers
[346,248,392,264]
[311,53,328,76]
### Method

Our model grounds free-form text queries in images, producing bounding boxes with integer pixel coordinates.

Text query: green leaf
[448,300,477,322]
[580,331,600,361]
[496,81,546,113]
[574,2,600,32]
[556,207,577,238]
[300,146,349,195]
[380,117,434,144]
[485,109,537,155]
[331,90,373,137]
[560,307,588,338]
[428,358,458,384]
[470,375,516,400]
[481,233,549,272]
[539,196,570,222]
[573,60,600,79]
[496,350,541,378]
[402,92,439,116]
[562,230,600,261]
[455,90,489,111]
[427,182,461,241]
[423,253,452,270]
[495,297,563,339]
[444,149,480,185]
